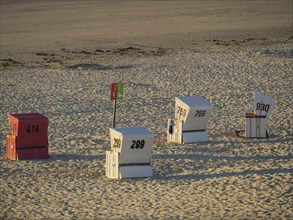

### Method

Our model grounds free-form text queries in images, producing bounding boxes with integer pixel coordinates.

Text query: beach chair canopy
[254,92,275,118]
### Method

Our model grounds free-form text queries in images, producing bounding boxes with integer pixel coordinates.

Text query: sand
[1,0,293,219]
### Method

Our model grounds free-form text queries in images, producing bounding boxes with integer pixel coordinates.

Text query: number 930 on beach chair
[167,96,212,144]
[235,92,275,138]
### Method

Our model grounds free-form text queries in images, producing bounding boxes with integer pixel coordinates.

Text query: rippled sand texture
[1,0,293,219]
[1,43,292,219]
[1,0,292,69]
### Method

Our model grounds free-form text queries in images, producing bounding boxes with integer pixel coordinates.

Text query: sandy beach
[1,1,293,219]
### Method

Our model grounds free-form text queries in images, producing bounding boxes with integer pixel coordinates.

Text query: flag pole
[112,98,117,128]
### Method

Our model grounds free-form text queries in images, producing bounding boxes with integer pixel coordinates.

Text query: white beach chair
[167,96,212,143]
[106,126,154,179]
[235,92,275,138]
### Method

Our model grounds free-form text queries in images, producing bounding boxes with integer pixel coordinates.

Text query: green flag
[117,83,124,100]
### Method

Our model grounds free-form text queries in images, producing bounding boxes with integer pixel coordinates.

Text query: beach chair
[6,113,49,160]
[106,126,154,179]
[235,92,275,138]
[167,96,212,143]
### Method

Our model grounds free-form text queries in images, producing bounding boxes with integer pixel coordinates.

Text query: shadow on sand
[153,154,293,161]
[68,63,133,70]
[48,153,104,161]
[154,168,293,181]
